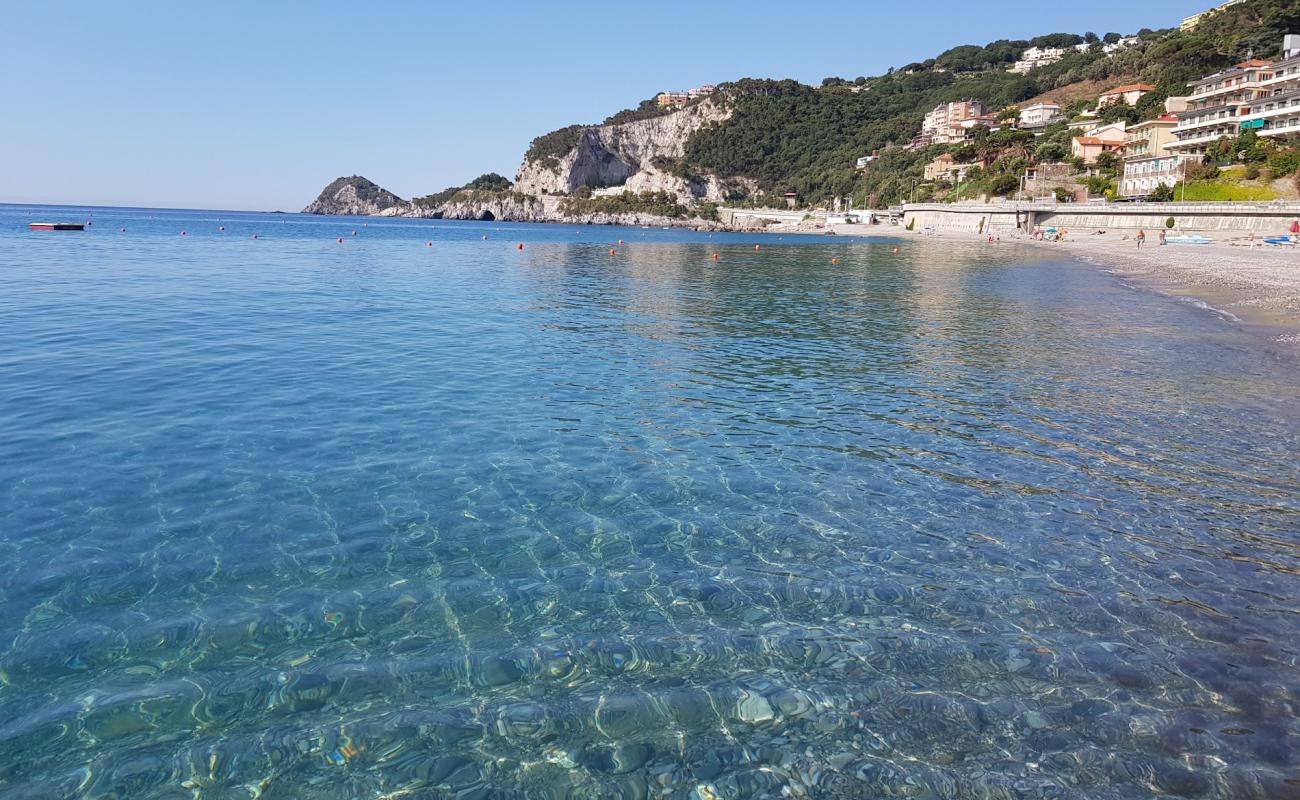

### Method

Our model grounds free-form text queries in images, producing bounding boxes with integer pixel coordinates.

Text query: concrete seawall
[901,202,1300,235]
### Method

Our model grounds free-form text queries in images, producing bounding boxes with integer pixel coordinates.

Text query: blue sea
[1,204,1298,799]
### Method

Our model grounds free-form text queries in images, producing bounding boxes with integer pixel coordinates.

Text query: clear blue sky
[3,0,1199,210]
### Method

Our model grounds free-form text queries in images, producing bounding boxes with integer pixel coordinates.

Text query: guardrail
[901,201,1300,214]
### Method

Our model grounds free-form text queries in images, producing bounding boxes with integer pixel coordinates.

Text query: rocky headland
[303,98,743,229]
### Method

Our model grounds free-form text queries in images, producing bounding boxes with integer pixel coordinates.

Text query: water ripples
[0,207,1298,798]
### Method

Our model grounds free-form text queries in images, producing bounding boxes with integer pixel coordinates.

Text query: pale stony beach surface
[828,223,1300,344]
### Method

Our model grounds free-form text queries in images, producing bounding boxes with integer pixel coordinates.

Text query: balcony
[1168,130,1238,151]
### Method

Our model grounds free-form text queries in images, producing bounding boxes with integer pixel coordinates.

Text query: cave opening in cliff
[478,211,496,222]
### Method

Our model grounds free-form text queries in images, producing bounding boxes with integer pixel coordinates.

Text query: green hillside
[688,0,1299,206]
[527,0,1300,208]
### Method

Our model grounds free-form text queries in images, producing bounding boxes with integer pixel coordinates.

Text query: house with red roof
[1098,84,1155,108]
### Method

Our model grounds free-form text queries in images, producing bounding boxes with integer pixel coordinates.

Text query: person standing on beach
[1158,229,1166,246]
[1248,230,1256,249]
[1136,230,1146,248]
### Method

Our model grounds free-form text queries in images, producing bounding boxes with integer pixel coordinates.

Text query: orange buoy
[517,243,524,250]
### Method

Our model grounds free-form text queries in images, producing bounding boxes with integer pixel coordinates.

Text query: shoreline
[830,222,1300,347]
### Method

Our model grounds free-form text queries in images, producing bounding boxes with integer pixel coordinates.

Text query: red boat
[29,222,85,231]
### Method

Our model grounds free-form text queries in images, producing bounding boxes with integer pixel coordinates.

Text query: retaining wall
[901,202,1300,235]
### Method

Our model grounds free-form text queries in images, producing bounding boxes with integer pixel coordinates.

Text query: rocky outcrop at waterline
[303,178,727,229]
[513,98,743,203]
[302,176,405,216]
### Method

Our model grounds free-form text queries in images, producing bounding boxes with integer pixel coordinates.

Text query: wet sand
[830,224,1300,345]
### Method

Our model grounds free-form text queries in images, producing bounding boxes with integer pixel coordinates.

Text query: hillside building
[1072,120,1127,163]
[655,85,716,108]
[1019,102,1065,130]
[1180,0,1244,32]
[1120,116,1184,197]
[922,100,990,144]
[1098,83,1155,107]
[1169,37,1300,156]
[1009,43,1092,74]
[922,101,986,136]
[923,153,975,182]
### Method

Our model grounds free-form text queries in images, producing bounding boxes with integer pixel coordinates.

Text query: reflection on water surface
[0,206,1297,799]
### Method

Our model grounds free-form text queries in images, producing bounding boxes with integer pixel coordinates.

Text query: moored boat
[29,222,86,231]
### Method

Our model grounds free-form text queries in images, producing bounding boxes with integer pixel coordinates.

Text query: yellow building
[1123,116,1180,159]
[1180,0,1244,32]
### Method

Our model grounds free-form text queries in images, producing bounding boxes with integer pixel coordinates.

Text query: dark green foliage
[933,40,1029,73]
[684,72,1040,206]
[525,125,584,170]
[413,186,462,206]
[319,176,402,205]
[603,98,676,126]
[465,173,513,191]
[1099,98,1140,125]
[985,172,1021,196]
[412,174,518,208]
[1093,150,1122,179]
[559,191,688,219]
[1133,86,1174,120]
[1148,184,1175,201]
[1035,122,1073,163]
[1081,174,1115,197]
[1268,147,1300,177]
[519,0,1300,208]
[1201,131,1300,179]
[1185,161,1221,181]
[1031,33,1085,48]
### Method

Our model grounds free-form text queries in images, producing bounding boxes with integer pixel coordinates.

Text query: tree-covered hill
[674,0,1300,207]
[509,0,1296,210]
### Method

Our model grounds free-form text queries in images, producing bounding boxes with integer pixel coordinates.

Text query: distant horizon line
[1,201,300,215]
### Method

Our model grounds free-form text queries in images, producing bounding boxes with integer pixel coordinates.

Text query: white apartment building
[1009,43,1092,74]
[1019,102,1065,129]
[922,100,987,136]
[1169,36,1300,156]
[1119,156,1185,197]
[1102,36,1141,54]
[1237,38,1300,141]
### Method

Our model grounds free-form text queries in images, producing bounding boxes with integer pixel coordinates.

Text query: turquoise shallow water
[1,204,1299,799]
